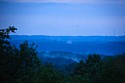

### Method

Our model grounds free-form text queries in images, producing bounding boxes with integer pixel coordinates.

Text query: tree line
[0,27,125,83]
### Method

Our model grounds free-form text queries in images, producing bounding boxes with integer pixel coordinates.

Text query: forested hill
[10,35,125,55]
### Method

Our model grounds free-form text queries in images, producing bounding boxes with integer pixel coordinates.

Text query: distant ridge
[10,35,125,42]
[10,35,125,37]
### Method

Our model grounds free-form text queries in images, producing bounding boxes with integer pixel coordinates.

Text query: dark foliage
[0,27,125,83]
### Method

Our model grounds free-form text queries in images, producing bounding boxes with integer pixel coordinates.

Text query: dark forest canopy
[0,27,125,83]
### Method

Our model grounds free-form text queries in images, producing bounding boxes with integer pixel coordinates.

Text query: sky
[0,0,125,36]
[1,0,125,3]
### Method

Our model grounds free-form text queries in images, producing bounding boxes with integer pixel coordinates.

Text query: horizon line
[10,35,125,37]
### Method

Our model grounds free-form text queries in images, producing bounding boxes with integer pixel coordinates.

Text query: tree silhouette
[0,26,125,83]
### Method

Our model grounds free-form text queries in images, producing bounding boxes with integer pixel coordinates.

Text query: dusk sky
[0,0,125,36]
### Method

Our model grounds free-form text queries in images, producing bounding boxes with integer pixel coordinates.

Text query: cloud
[1,0,125,4]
